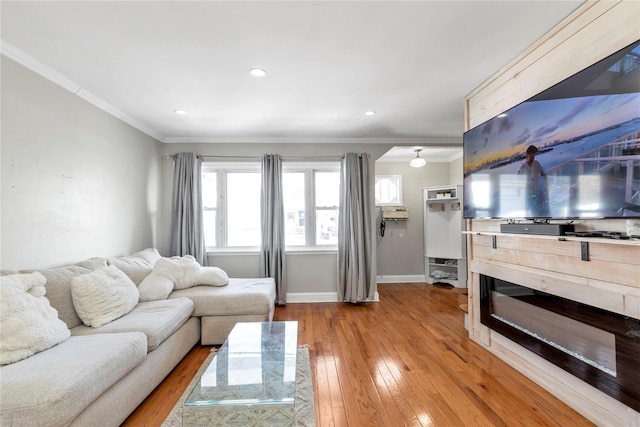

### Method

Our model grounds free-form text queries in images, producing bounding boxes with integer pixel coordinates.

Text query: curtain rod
[164,154,344,161]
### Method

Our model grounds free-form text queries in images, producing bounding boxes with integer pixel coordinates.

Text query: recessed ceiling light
[364,110,376,116]
[173,109,187,115]
[497,113,508,118]
[249,68,267,77]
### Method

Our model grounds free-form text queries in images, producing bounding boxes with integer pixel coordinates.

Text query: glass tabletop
[184,321,298,408]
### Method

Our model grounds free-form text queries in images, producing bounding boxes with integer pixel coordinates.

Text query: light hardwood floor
[122,283,594,426]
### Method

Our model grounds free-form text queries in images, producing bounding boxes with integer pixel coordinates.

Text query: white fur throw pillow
[138,255,229,302]
[197,266,230,288]
[0,272,71,365]
[71,266,139,328]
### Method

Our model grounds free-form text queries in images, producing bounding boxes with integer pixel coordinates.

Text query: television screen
[463,40,640,220]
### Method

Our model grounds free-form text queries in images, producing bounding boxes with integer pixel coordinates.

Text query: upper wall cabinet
[424,185,465,259]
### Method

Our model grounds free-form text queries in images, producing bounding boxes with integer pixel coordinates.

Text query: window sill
[286,246,337,255]
[207,248,259,256]
[207,246,338,256]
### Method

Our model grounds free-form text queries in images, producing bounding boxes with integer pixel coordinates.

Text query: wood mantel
[465,221,640,425]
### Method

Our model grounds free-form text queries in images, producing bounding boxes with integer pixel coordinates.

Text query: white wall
[202,251,337,297]
[449,156,463,185]
[374,161,452,280]
[0,57,164,270]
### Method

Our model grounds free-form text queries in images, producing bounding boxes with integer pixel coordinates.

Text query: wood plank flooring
[122,283,594,426]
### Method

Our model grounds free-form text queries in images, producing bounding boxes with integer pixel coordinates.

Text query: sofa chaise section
[0,333,147,426]
[170,277,276,344]
[70,317,200,427]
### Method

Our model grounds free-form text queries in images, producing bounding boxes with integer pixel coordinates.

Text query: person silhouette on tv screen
[518,145,549,217]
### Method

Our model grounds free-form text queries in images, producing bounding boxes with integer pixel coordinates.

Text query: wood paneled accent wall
[464,1,640,425]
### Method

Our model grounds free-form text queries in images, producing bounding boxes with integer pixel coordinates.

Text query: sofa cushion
[75,257,109,270]
[1,270,19,276]
[130,247,162,265]
[169,278,275,317]
[137,272,174,302]
[138,256,229,302]
[107,248,161,285]
[0,272,71,365]
[20,264,93,329]
[188,266,228,288]
[0,333,147,427]
[71,266,140,328]
[70,297,194,351]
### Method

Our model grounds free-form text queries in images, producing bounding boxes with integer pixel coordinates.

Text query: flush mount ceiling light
[173,109,187,115]
[249,68,267,77]
[364,110,376,116]
[410,149,427,168]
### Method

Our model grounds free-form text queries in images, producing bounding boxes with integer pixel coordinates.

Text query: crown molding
[163,135,463,145]
[1,40,164,142]
[1,40,81,93]
[2,39,464,147]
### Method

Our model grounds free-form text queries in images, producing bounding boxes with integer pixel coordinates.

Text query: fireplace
[479,274,640,412]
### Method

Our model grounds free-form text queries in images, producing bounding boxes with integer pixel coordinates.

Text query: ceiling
[1,1,584,162]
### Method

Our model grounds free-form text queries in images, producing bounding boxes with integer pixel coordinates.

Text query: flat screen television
[463,39,640,220]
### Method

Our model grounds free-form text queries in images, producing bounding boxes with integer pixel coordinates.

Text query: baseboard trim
[286,291,380,303]
[286,292,338,303]
[377,275,425,283]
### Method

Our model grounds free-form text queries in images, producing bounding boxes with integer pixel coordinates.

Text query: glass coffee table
[183,321,298,426]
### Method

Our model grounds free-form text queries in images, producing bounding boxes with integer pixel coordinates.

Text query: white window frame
[202,162,261,251]
[375,175,403,206]
[283,162,340,250]
[202,161,340,252]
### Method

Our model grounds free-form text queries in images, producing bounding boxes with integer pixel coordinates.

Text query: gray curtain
[260,154,287,305]
[169,152,208,266]
[338,153,375,303]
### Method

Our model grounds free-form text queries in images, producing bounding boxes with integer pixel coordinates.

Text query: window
[282,164,340,247]
[314,172,339,246]
[227,172,261,246]
[283,172,305,246]
[202,172,217,246]
[202,163,261,249]
[375,175,402,206]
[202,161,339,250]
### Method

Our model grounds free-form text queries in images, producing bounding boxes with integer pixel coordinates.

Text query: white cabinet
[423,185,467,288]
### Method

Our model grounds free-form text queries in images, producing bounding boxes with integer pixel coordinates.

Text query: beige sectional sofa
[0,249,276,427]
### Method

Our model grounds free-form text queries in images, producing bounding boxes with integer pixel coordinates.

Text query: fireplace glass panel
[479,274,640,412]
[491,291,616,375]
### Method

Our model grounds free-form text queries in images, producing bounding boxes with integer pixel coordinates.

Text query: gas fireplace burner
[479,275,640,412]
